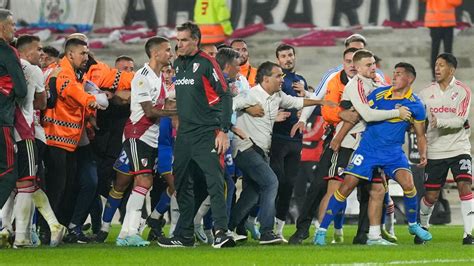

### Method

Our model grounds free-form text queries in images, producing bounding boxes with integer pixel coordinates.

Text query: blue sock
[403,188,418,224]
[32,209,38,227]
[102,188,123,223]
[320,190,347,230]
[203,210,213,230]
[333,207,346,230]
[154,191,171,214]
[224,174,235,218]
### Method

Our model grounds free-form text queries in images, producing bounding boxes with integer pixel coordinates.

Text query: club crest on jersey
[141,158,148,167]
[193,63,200,73]
[429,94,435,99]
[451,92,459,100]
[175,67,179,73]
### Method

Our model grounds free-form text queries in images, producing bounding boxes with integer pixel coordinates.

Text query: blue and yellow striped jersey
[360,85,426,149]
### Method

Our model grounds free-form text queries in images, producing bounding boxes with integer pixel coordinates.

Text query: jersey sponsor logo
[175,77,195,86]
[193,63,200,73]
[430,106,456,114]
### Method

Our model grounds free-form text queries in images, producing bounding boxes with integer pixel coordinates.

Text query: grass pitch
[1,225,472,265]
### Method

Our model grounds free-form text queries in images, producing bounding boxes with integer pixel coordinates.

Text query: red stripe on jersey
[14,106,35,140]
[199,51,228,91]
[357,79,368,104]
[455,80,471,117]
[123,116,154,139]
[202,75,220,106]
[4,127,14,167]
[0,167,13,178]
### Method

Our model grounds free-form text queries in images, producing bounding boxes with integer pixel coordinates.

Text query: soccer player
[418,53,473,245]
[109,36,175,247]
[157,22,234,248]
[314,62,432,245]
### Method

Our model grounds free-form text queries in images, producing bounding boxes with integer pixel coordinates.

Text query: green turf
[1,225,472,265]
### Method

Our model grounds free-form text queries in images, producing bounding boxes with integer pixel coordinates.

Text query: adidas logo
[171,240,183,245]
[211,148,217,153]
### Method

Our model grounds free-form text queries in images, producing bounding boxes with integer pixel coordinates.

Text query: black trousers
[270,137,302,221]
[429,27,454,78]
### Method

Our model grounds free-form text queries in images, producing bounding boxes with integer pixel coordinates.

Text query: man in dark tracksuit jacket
[157,22,235,248]
[0,9,28,212]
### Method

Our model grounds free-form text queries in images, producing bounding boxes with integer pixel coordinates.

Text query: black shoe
[212,230,236,249]
[39,230,51,245]
[352,234,368,245]
[259,231,283,245]
[236,224,247,237]
[414,227,428,245]
[95,230,109,243]
[157,235,195,248]
[81,223,91,232]
[147,217,166,241]
[288,230,309,245]
[462,234,473,245]
[64,229,91,244]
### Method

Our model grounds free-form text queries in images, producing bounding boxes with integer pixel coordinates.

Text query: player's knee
[457,180,472,196]
[135,174,153,189]
[369,184,385,199]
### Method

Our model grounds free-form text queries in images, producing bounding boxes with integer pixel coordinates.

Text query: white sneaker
[231,231,248,242]
[194,224,208,244]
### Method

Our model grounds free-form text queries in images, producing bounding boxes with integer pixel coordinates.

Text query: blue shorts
[344,145,410,181]
[113,148,132,175]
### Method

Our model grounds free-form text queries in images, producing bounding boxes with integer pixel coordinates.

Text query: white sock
[313,219,320,230]
[15,186,35,242]
[124,186,148,237]
[150,209,162,220]
[460,194,473,238]
[101,222,111,232]
[275,218,285,236]
[169,194,179,237]
[194,196,211,225]
[419,197,435,228]
[32,188,60,227]
[334,228,343,236]
[1,191,16,231]
[368,225,382,240]
[385,203,396,235]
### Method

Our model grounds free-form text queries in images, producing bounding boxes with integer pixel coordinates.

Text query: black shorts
[16,139,38,182]
[122,138,157,175]
[425,154,472,191]
[317,146,383,183]
[0,127,16,178]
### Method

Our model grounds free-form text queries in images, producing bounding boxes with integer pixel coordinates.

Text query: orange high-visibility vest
[43,57,96,151]
[424,0,462,28]
[84,61,133,92]
[239,61,257,87]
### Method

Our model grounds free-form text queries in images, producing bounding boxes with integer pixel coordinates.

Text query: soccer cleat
[331,232,344,244]
[231,231,248,242]
[13,239,35,249]
[204,229,214,244]
[0,228,13,248]
[288,230,309,245]
[147,217,165,241]
[259,231,283,245]
[352,233,368,245]
[313,229,327,246]
[31,229,41,247]
[367,238,397,246]
[462,234,473,245]
[116,237,128,247]
[244,220,261,240]
[381,228,398,243]
[95,230,109,243]
[50,224,67,247]
[194,224,208,244]
[212,230,236,248]
[125,234,150,247]
[409,224,432,242]
[157,235,195,248]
